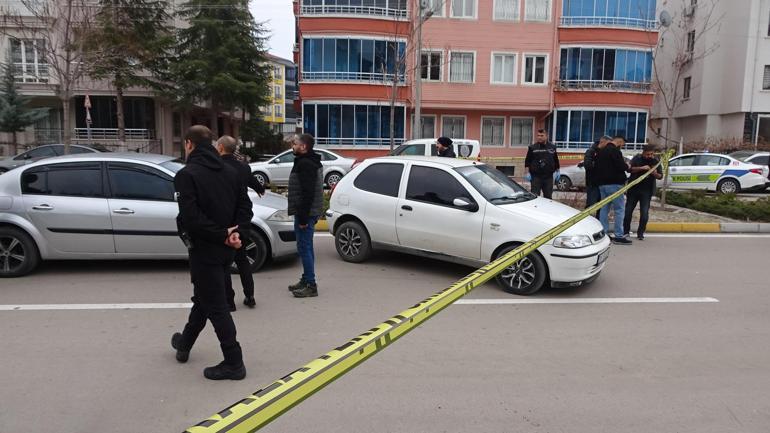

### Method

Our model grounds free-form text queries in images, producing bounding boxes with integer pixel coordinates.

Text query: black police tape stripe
[185,155,670,433]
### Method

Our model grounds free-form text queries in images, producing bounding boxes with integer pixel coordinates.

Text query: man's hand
[640,165,651,171]
[299,224,308,230]
[225,226,242,249]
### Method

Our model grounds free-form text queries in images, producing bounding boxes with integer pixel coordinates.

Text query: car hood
[496,197,603,236]
[250,190,287,210]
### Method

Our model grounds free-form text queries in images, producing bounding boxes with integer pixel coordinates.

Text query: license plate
[596,248,610,266]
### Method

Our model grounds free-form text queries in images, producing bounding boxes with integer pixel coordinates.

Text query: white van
[390,138,480,159]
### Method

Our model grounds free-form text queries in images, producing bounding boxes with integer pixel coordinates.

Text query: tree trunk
[389,77,397,151]
[660,114,673,210]
[61,94,72,154]
[210,107,219,138]
[11,131,18,155]
[116,84,126,151]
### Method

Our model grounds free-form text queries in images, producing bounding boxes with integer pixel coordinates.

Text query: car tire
[556,175,572,191]
[0,227,40,277]
[231,230,268,274]
[334,221,371,263]
[325,171,343,188]
[253,172,268,188]
[493,245,547,296]
[717,178,740,194]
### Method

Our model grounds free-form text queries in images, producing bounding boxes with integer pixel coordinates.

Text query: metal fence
[12,62,49,84]
[301,4,407,18]
[302,71,406,84]
[560,16,657,30]
[557,80,653,92]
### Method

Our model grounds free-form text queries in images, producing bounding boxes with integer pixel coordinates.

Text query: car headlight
[267,209,293,222]
[553,235,592,249]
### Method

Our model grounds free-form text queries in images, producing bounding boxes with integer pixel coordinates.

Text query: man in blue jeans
[624,144,663,240]
[287,134,324,297]
[595,136,632,245]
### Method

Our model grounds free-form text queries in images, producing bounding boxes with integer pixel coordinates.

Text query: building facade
[264,54,301,137]
[652,0,770,147]
[294,0,658,158]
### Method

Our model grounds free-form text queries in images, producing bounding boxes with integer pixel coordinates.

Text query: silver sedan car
[249,148,357,188]
[0,144,107,173]
[0,153,296,277]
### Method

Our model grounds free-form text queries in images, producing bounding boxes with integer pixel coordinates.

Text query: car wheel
[493,245,547,296]
[0,227,40,277]
[231,231,268,274]
[325,171,343,188]
[253,172,268,187]
[556,175,572,191]
[717,178,740,194]
[335,221,371,263]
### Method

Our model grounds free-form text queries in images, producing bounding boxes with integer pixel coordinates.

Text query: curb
[315,220,329,231]
[639,222,770,233]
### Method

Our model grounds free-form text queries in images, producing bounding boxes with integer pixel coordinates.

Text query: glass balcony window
[302,38,406,84]
[303,103,406,147]
[301,0,408,19]
[547,109,648,150]
[558,47,653,92]
[561,0,657,30]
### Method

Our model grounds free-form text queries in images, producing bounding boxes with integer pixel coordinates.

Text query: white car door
[21,162,115,253]
[396,163,484,260]
[666,155,699,190]
[266,151,296,185]
[695,155,731,190]
[106,162,185,255]
[346,162,405,245]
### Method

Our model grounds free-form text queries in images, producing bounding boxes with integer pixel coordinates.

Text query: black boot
[204,343,246,380]
[171,332,189,363]
[292,282,318,298]
[288,279,306,292]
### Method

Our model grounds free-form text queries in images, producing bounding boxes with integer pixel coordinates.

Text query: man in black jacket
[287,134,324,298]
[582,135,611,212]
[623,144,663,240]
[436,136,456,158]
[525,129,560,199]
[595,135,631,245]
[170,125,253,380]
[216,135,264,309]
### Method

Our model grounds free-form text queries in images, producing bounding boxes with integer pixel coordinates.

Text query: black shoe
[293,283,318,298]
[288,279,307,292]
[171,332,189,363]
[243,297,256,308]
[637,233,645,240]
[612,237,633,245]
[203,362,246,380]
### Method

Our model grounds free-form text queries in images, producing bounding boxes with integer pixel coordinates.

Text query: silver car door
[267,151,295,185]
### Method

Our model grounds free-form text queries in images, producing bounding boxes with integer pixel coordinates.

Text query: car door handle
[32,204,53,211]
[113,208,135,215]
[401,205,413,211]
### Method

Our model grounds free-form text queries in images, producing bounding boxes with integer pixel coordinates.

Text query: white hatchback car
[661,153,769,194]
[326,156,610,295]
[249,148,356,188]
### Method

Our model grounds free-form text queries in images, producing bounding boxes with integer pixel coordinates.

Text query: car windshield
[456,164,534,204]
[160,159,186,173]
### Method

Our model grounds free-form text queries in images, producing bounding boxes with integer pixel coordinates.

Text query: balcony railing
[13,62,49,84]
[557,79,653,92]
[315,137,405,147]
[74,128,155,140]
[302,71,405,84]
[560,16,657,30]
[300,5,407,18]
[555,141,645,151]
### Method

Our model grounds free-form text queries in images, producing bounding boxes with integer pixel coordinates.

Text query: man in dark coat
[170,125,253,380]
[525,129,560,199]
[436,136,456,158]
[623,144,663,240]
[595,135,631,245]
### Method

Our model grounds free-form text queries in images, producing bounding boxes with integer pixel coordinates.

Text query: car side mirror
[271,158,280,164]
[453,197,478,212]
[24,154,32,160]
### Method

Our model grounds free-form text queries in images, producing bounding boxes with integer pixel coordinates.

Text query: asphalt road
[1,234,769,433]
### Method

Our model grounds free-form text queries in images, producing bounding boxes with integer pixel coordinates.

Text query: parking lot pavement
[1,235,770,433]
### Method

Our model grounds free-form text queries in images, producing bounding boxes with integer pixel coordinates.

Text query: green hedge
[664,191,770,222]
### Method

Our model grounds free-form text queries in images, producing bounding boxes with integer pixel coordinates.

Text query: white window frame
[420,50,443,82]
[274,66,282,79]
[524,0,551,22]
[450,0,477,19]
[448,50,476,83]
[762,65,770,91]
[9,38,48,83]
[274,104,283,117]
[522,53,548,86]
[274,85,282,98]
[493,0,519,21]
[509,116,535,147]
[683,76,692,99]
[412,114,438,138]
[490,51,517,85]
[441,115,467,139]
[481,116,506,147]
[423,0,446,17]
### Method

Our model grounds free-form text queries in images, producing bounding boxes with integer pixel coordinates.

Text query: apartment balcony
[34,128,160,152]
[13,62,49,84]
[300,1,407,19]
[556,79,653,93]
[560,16,657,30]
[301,71,406,85]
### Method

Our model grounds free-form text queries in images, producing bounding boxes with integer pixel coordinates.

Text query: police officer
[215,135,264,309]
[524,129,560,199]
[171,125,253,380]
[436,136,456,158]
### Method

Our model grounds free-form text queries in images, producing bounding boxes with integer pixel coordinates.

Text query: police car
[661,153,770,194]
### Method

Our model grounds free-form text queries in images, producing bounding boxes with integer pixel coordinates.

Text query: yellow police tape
[185,151,673,433]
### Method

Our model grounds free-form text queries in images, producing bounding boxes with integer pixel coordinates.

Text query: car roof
[367,155,481,168]
[22,152,176,168]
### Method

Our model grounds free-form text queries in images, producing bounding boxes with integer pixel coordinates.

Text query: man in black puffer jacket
[595,135,631,245]
[287,134,324,298]
[171,125,253,381]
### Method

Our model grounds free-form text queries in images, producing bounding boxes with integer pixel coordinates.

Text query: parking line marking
[456,297,719,305]
[0,303,193,311]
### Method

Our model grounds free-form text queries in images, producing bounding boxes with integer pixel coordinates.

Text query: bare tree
[651,0,723,207]
[1,0,100,154]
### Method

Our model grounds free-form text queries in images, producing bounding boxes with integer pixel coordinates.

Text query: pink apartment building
[295,0,659,159]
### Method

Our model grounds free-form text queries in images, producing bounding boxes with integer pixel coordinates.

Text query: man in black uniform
[436,136,456,158]
[524,129,560,199]
[215,135,264,309]
[171,125,253,380]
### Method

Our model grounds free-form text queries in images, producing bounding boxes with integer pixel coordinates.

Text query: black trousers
[531,174,554,199]
[623,188,653,236]
[226,246,254,306]
[585,183,601,219]
[179,249,242,365]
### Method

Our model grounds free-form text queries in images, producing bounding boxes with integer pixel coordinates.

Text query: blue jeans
[294,216,319,284]
[598,184,626,238]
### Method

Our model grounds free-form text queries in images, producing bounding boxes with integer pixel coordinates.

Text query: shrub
[665,191,770,222]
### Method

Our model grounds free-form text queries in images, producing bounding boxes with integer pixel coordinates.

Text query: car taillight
[749,168,762,175]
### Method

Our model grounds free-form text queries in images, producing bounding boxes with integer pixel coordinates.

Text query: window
[698,155,730,166]
[21,169,47,194]
[763,66,770,90]
[275,86,282,98]
[17,146,56,160]
[525,0,551,21]
[303,103,406,147]
[420,116,436,138]
[22,163,103,197]
[108,164,174,201]
[301,0,409,18]
[451,0,475,18]
[510,118,533,146]
[274,66,282,79]
[354,163,404,197]
[406,165,473,207]
[442,116,466,138]
[494,0,519,20]
[66,146,95,155]
[421,51,442,81]
[449,52,474,82]
[548,109,648,149]
[482,117,505,146]
[393,144,426,155]
[687,31,695,53]
[9,38,48,83]
[683,77,692,99]
[491,53,516,84]
[275,105,283,117]
[317,150,337,161]
[423,0,445,16]
[523,54,547,84]
[560,0,657,29]
[670,155,697,167]
[558,47,652,90]
[302,37,406,83]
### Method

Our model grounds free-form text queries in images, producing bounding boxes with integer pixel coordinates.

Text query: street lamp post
[412,5,432,140]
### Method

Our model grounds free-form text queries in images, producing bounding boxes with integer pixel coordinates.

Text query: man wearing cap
[436,137,456,158]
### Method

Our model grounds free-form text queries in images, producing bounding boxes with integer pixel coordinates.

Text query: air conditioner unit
[684,5,695,17]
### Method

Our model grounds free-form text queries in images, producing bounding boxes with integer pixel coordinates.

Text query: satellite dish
[659,10,672,27]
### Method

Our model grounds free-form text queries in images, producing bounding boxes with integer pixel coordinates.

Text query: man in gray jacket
[287,134,324,298]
